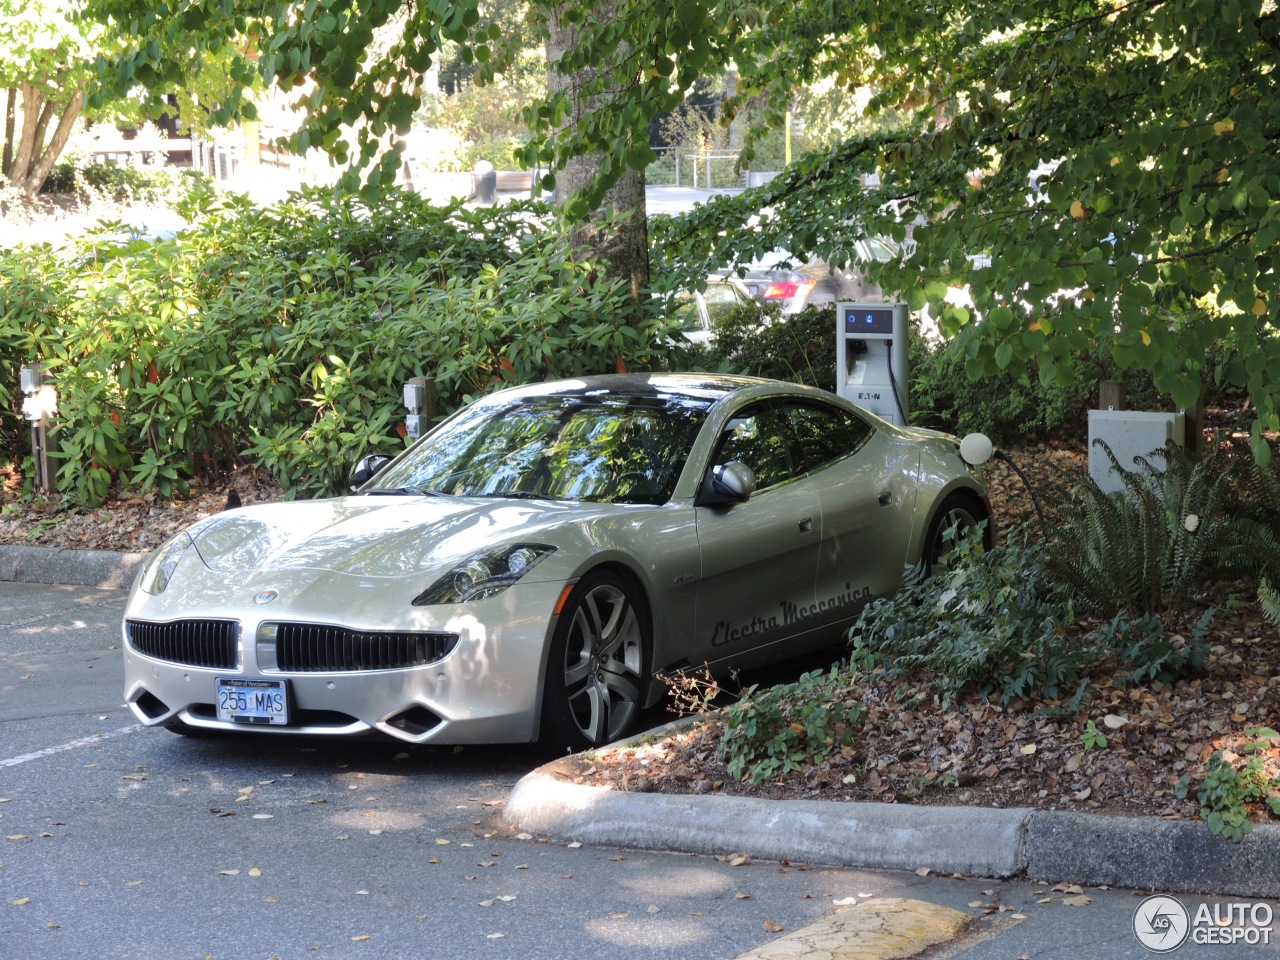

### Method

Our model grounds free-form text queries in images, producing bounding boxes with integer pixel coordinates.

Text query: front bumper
[122,579,564,744]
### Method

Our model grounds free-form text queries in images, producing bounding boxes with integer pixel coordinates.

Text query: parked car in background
[722,236,902,314]
[669,275,756,345]
[121,374,995,752]
[722,250,818,314]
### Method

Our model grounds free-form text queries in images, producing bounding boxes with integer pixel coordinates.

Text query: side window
[785,401,874,472]
[669,292,704,333]
[713,403,798,490]
[702,282,746,323]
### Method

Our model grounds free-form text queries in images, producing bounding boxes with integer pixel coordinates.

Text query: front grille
[269,623,459,672]
[126,619,238,669]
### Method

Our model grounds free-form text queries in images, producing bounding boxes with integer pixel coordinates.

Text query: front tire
[540,570,651,753]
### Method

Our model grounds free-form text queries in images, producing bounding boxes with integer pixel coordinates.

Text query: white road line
[0,724,144,768]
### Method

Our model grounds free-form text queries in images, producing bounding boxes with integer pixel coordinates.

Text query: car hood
[180,495,597,580]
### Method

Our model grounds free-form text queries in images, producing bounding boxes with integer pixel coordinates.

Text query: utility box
[1087,410,1185,494]
[835,302,909,425]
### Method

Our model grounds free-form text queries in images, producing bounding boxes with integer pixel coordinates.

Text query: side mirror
[349,454,393,491]
[959,433,994,466]
[698,460,757,506]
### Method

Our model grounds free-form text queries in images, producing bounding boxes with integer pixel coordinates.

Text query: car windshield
[370,393,710,504]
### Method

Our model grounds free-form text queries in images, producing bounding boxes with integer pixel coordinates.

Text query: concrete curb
[1024,810,1280,898]
[506,771,1031,878]
[0,544,147,589]
[505,770,1280,899]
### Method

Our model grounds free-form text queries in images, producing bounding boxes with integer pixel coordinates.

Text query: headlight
[138,533,195,595]
[413,544,556,605]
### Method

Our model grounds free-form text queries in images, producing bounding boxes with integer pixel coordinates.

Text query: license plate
[216,678,289,725]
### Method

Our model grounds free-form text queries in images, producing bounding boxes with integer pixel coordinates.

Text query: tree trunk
[545,5,650,308]
[3,88,15,179]
[7,81,83,199]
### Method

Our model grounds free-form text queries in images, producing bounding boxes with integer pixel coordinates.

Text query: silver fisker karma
[123,374,994,751]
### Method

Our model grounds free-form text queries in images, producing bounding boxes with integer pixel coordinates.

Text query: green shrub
[705,303,836,390]
[849,535,1091,705]
[1175,727,1280,842]
[718,666,865,783]
[1045,439,1280,621]
[850,532,1213,706]
[909,333,1105,442]
[0,186,689,504]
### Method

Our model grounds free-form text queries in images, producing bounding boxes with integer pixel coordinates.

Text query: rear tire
[924,494,986,577]
[540,570,651,753]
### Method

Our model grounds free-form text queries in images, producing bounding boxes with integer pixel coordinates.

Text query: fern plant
[1262,579,1280,627]
[1046,439,1280,621]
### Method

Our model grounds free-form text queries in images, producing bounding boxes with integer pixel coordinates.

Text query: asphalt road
[1,580,1276,960]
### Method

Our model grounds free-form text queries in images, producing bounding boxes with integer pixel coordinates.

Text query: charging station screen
[843,307,895,336]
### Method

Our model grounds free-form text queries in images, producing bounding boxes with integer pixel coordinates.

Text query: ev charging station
[835,302,909,426]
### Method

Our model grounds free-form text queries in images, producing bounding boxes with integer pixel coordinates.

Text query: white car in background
[669,275,756,345]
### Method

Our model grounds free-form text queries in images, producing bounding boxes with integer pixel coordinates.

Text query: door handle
[878,491,893,506]
[798,517,813,534]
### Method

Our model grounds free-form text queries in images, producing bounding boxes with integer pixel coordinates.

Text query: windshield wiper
[367,486,444,497]
[478,490,554,500]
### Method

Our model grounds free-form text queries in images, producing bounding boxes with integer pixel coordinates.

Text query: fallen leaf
[763,920,783,933]
[915,867,932,877]
[249,868,262,878]
[218,869,240,877]
[264,897,281,904]
[12,897,31,906]
[1063,894,1093,907]
[1102,714,1128,730]
[351,934,372,942]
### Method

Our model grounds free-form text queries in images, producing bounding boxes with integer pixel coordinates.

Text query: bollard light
[402,376,436,440]
[19,363,56,493]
